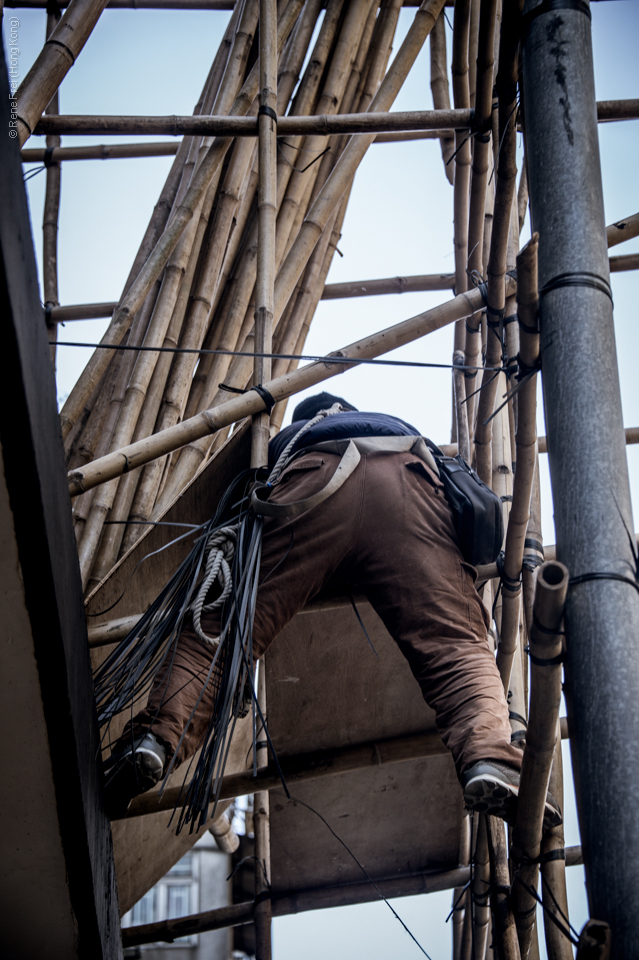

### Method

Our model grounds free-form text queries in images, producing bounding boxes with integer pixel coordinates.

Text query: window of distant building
[122,852,199,948]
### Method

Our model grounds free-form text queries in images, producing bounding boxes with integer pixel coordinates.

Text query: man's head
[292,392,358,423]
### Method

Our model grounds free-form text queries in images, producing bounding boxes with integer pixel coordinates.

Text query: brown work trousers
[128,449,522,776]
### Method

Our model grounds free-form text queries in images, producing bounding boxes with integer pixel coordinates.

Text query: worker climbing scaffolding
[102,391,561,832]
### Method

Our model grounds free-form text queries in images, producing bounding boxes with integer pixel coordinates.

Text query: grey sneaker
[461,759,562,829]
[104,732,166,818]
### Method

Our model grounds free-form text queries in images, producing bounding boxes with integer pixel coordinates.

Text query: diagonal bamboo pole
[15,0,110,145]
[68,278,515,496]
[58,0,304,441]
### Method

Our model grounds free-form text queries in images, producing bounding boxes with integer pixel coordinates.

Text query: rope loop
[191,524,239,648]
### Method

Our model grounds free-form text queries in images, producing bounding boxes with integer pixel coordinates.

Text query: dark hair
[292,391,358,422]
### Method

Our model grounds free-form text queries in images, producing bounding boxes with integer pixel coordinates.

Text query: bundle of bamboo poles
[61,0,448,595]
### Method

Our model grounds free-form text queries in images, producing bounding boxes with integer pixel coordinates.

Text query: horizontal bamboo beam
[21,141,181,163]
[121,845,584,947]
[48,243,639,321]
[475,532,639,582]
[34,98,636,139]
[8,0,457,8]
[34,108,475,138]
[440,425,639,458]
[22,129,449,164]
[118,718,570,821]
[68,281,513,497]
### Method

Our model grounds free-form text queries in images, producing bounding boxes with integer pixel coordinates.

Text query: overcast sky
[5,1,639,956]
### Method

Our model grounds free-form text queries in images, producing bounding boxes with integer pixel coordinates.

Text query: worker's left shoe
[461,759,562,830]
[103,731,167,819]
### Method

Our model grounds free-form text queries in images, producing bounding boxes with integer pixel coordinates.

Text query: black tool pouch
[431,454,504,566]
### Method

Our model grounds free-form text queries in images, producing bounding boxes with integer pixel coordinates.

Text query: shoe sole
[463,774,563,830]
[134,747,165,793]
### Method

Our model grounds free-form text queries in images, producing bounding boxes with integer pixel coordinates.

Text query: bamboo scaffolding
[450,0,471,345]
[68,280,514,497]
[472,815,491,960]
[149,0,386,517]
[59,0,304,443]
[254,658,272,959]
[429,11,455,184]
[511,561,569,959]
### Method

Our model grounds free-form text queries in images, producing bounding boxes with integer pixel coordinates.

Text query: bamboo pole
[606,209,639,247]
[487,816,521,960]
[495,235,539,689]
[468,0,480,107]
[58,0,304,441]
[35,107,475,138]
[540,729,573,960]
[42,8,62,367]
[69,276,512,497]
[472,816,491,960]
[429,11,454,184]
[517,165,528,235]
[511,561,569,960]
[15,0,110,145]
[254,660,272,960]
[451,0,471,357]
[453,350,471,462]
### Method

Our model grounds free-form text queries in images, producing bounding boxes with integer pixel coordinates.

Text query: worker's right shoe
[461,759,562,830]
[103,731,167,819]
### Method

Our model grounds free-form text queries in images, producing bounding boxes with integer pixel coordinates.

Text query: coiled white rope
[191,525,238,647]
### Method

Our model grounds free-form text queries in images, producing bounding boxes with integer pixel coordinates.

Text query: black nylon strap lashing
[251,384,277,413]
[258,105,278,122]
[525,644,565,667]
[539,271,613,303]
[511,729,527,743]
[519,317,540,335]
[524,537,544,554]
[44,145,57,168]
[509,711,528,728]
[570,571,639,596]
[532,612,566,636]
[523,0,592,36]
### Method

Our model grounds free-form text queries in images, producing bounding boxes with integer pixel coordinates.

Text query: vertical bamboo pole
[453,350,471,462]
[42,9,62,367]
[430,11,454,185]
[252,7,278,951]
[511,561,569,960]
[523,5,639,953]
[472,815,491,960]
[451,0,471,358]
[487,817,521,960]
[540,730,572,960]
[254,659,272,960]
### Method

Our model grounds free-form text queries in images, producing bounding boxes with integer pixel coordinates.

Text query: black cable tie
[523,556,544,572]
[503,313,518,326]
[539,271,613,304]
[532,612,566,637]
[46,0,62,17]
[509,711,528,728]
[486,304,505,320]
[218,382,246,394]
[251,384,276,414]
[500,494,513,503]
[258,105,278,122]
[513,904,537,920]
[539,848,566,864]
[522,0,591,38]
[510,729,527,743]
[44,302,55,324]
[43,145,57,168]
[524,644,565,667]
[569,571,639,595]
